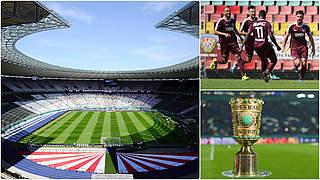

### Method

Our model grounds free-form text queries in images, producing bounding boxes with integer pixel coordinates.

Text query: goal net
[101,137,122,147]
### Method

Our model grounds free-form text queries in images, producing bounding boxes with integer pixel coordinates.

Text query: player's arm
[240,30,252,52]
[281,32,290,52]
[214,30,231,38]
[234,28,244,42]
[307,33,315,57]
[268,31,281,51]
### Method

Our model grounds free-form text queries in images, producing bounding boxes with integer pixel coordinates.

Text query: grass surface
[105,151,117,174]
[201,144,319,179]
[20,111,175,145]
[201,79,319,89]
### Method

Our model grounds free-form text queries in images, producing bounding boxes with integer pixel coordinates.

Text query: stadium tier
[1,1,199,79]
[1,1,199,179]
[200,0,319,80]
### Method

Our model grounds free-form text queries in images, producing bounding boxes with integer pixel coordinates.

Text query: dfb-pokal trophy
[222,97,271,178]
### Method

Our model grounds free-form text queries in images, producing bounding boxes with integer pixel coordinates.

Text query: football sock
[261,60,268,72]
[267,59,277,74]
[237,58,245,76]
[299,64,307,80]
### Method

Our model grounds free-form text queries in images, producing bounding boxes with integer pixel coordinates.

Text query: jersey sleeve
[239,19,247,32]
[248,23,254,33]
[215,19,223,31]
[305,24,312,35]
[286,24,293,34]
[266,22,272,33]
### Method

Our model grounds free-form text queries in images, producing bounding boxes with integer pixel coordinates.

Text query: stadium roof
[155,1,199,38]
[1,1,198,80]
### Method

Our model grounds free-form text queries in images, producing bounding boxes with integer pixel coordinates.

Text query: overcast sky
[15,1,198,71]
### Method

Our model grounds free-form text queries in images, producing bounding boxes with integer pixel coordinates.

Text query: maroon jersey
[248,19,272,48]
[286,22,311,50]
[215,17,238,45]
[240,17,257,44]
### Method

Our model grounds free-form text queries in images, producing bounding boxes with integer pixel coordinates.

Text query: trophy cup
[222,97,271,177]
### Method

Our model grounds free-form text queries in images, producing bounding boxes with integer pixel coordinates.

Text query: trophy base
[222,170,272,178]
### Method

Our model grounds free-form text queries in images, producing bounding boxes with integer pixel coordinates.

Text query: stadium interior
[1,1,199,179]
[200,0,319,80]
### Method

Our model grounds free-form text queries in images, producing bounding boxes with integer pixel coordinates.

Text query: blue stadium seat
[276,1,288,6]
[211,1,223,6]
[225,1,236,6]
[301,1,313,6]
[288,1,300,6]
[238,1,249,6]
[263,1,275,6]
[250,1,262,6]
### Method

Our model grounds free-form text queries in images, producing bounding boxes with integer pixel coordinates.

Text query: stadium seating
[276,1,288,6]
[204,5,214,14]
[238,1,249,6]
[263,1,275,6]
[293,6,305,13]
[216,5,227,14]
[236,14,247,22]
[309,60,319,71]
[225,1,236,6]
[280,6,292,15]
[268,6,279,14]
[230,6,241,14]
[250,1,262,6]
[306,6,318,15]
[289,1,301,6]
[301,1,313,6]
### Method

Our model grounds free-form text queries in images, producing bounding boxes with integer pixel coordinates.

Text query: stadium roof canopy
[1,1,198,80]
[155,1,199,38]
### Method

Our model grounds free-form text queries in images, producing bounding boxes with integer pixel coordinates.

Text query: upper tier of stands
[200,1,319,35]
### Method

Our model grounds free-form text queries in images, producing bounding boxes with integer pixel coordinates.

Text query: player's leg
[265,44,278,76]
[299,58,307,82]
[298,47,308,82]
[255,47,269,83]
[231,43,249,80]
[291,49,301,72]
[268,70,280,80]
[210,44,229,69]
[231,45,253,73]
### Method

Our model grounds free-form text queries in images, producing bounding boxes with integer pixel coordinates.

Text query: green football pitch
[19,111,175,145]
[201,79,319,89]
[201,144,319,179]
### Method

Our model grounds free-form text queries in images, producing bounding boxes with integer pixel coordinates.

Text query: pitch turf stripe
[110,112,120,137]
[127,112,153,142]
[90,111,105,144]
[132,112,160,141]
[77,111,100,144]
[64,111,94,143]
[101,112,111,138]
[121,112,143,142]
[116,112,130,137]
[43,111,83,143]
[21,112,71,142]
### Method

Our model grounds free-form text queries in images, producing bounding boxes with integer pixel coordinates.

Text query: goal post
[101,137,122,147]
